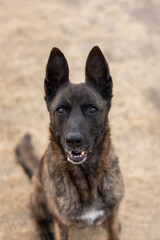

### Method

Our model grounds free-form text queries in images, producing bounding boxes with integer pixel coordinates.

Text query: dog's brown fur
[15,46,124,240]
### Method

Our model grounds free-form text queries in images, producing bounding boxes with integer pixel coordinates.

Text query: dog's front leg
[54,219,69,240]
[105,210,120,240]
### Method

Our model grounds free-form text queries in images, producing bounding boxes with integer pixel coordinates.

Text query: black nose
[66,132,83,148]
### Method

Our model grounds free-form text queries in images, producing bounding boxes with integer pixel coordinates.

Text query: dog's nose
[66,132,83,148]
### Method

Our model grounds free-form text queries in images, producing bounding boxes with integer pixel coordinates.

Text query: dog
[15,46,124,240]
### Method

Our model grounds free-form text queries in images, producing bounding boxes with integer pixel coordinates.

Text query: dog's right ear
[44,47,69,102]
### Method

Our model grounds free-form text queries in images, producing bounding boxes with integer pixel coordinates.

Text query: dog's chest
[79,208,105,226]
[70,206,106,227]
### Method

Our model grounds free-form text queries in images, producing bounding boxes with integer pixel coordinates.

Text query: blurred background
[0,0,160,239]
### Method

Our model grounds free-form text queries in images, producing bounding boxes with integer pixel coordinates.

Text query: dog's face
[44,46,112,164]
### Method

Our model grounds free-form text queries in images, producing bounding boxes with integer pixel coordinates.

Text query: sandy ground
[0,0,160,239]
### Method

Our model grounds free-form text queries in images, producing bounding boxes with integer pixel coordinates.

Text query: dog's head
[44,46,112,164]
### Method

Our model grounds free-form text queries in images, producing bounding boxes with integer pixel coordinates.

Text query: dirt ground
[0,0,160,239]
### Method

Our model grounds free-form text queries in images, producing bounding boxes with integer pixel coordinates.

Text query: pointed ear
[44,47,69,102]
[85,46,113,109]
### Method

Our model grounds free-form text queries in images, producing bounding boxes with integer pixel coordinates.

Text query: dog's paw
[40,231,54,240]
[38,220,54,240]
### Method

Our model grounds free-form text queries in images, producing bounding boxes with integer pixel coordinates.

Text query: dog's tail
[15,134,39,179]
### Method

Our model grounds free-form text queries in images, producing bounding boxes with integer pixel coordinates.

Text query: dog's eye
[56,107,65,115]
[90,107,97,114]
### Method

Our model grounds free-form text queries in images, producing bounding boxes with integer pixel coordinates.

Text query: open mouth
[67,150,87,164]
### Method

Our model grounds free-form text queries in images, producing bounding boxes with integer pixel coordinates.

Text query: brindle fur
[15,46,124,240]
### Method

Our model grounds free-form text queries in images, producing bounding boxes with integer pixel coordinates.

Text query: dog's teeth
[81,152,85,155]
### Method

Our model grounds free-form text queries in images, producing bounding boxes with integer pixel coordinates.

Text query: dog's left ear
[44,47,69,102]
[85,46,113,109]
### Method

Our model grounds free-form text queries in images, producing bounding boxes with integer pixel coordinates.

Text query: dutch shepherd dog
[15,46,124,240]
